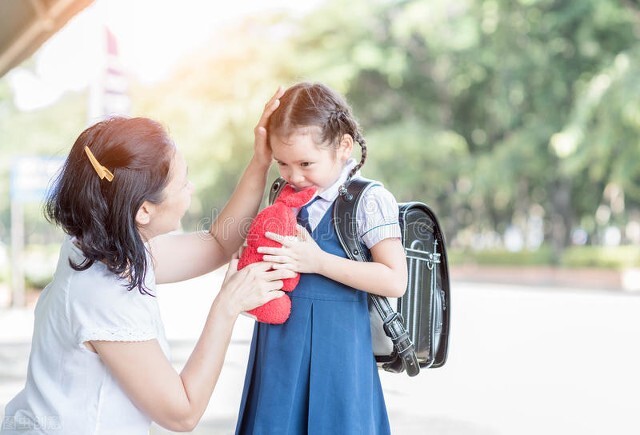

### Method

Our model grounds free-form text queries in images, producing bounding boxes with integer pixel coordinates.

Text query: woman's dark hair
[268,82,367,180]
[45,117,175,295]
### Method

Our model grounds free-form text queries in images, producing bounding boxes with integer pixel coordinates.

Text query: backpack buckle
[338,184,354,202]
[382,312,405,338]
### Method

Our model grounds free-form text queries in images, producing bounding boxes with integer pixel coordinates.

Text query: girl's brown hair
[268,82,366,180]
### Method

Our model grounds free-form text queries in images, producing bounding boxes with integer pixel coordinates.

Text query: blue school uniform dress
[236,160,401,435]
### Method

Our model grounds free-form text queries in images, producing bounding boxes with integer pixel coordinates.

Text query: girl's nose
[290,172,305,184]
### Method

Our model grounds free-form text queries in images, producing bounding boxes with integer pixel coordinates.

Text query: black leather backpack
[269,177,451,376]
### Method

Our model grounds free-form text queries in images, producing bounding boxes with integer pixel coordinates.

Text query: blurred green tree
[1,0,639,264]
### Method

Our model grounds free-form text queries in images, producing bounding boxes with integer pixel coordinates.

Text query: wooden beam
[0,0,94,77]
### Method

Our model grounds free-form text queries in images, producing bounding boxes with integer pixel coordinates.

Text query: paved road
[2,272,639,434]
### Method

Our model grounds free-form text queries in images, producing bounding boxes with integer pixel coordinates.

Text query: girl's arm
[149,87,285,284]
[91,260,293,432]
[261,230,408,298]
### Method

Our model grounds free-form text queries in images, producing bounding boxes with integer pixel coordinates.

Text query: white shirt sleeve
[67,263,159,348]
[356,184,402,249]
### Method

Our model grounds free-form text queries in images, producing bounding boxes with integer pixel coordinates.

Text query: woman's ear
[135,201,154,226]
[338,134,354,161]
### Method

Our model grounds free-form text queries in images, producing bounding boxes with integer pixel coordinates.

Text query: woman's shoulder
[36,238,159,347]
[63,241,159,344]
[63,238,156,309]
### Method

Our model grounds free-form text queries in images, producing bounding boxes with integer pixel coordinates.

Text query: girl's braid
[349,130,367,181]
[338,109,367,181]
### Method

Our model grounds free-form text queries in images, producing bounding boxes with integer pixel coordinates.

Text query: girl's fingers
[282,236,299,247]
[257,246,277,255]
[264,231,284,243]
[264,232,299,248]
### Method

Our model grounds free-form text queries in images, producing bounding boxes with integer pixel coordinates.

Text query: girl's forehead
[271,134,311,149]
[271,133,333,162]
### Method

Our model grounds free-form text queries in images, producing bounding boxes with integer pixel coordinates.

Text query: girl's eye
[300,162,313,168]
[277,161,286,167]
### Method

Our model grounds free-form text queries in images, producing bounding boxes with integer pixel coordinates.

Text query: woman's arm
[261,231,408,298]
[150,87,285,284]
[149,156,271,284]
[91,260,292,432]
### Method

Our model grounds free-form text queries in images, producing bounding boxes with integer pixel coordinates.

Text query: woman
[1,89,291,434]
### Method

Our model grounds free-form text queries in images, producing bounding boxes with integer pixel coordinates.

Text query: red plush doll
[238,185,316,324]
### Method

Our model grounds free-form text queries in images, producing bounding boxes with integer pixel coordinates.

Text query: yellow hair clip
[84,146,114,182]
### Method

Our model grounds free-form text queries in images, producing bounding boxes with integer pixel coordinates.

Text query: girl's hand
[217,253,294,316]
[253,86,285,167]
[259,225,324,274]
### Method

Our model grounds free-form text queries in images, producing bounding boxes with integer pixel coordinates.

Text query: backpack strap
[333,178,420,377]
[268,177,289,206]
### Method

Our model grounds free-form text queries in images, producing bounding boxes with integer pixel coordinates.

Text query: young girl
[1,89,294,435]
[235,83,408,434]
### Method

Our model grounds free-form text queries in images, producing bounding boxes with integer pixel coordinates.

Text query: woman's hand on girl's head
[260,226,323,274]
[253,86,285,167]
[218,254,292,316]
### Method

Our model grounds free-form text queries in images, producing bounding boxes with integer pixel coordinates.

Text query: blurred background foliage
[2,0,640,285]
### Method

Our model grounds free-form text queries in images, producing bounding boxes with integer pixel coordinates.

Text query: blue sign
[10,156,65,202]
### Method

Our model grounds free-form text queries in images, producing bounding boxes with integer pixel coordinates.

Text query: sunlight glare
[8,0,321,111]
